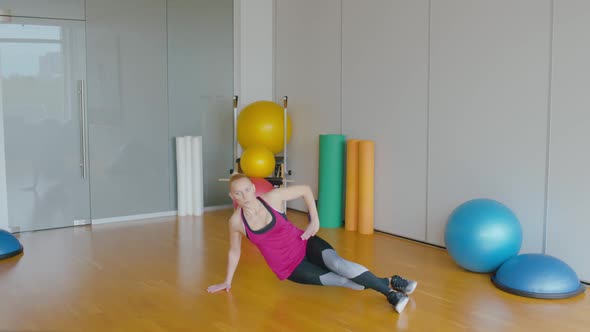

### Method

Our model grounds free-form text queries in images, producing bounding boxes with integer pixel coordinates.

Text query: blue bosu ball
[0,229,23,260]
[492,254,586,299]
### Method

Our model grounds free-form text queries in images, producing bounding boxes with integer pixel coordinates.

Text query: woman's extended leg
[287,236,412,313]
[304,236,391,295]
[287,257,364,290]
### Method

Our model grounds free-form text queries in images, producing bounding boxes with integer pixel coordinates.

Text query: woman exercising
[207,173,417,313]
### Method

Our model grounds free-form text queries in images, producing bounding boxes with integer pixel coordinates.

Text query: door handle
[77,80,88,179]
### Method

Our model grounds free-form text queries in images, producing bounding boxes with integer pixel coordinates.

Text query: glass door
[0,16,89,232]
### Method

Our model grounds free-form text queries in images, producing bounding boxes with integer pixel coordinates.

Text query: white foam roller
[184,136,193,215]
[191,136,204,216]
[176,137,188,216]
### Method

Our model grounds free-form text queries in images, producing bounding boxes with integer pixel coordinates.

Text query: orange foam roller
[358,140,375,235]
[345,140,360,231]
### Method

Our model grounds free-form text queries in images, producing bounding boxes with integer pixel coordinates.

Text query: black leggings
[287,236,391,295]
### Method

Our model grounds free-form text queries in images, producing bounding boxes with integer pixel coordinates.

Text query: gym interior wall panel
[86,0,170,219]
[341,0,429,241]
[546,0,590,283]
[0,0,85,20]
[238,0,274,105]
[427,0,552,252]
[0,73,8,230]
[275,0,342,212]
[167,0,234,207]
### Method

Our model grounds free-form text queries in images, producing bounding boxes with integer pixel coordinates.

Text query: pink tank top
[241,197,307,280]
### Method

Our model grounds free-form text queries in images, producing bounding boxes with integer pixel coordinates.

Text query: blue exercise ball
[445,198,522,273]
[492,254,586,299]
[0,229,23,260]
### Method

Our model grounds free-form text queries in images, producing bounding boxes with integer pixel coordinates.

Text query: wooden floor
[0,209,588,331]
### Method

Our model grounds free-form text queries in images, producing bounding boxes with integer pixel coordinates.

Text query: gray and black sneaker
[390,275,418,294]
[386,291,409,313]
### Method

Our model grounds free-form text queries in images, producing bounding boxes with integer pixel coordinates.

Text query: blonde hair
[229,173,251,189]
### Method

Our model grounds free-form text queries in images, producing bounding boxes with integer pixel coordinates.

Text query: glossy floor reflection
[0,209,588,331]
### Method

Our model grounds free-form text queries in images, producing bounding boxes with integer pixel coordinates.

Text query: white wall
[269,0,557,255]
[275,0,342,212]
[168,0,234,207]
[86,0,170,219]
[341,0,429,241]
[546,0,590,282]
[0,77,8,231]
[235,0,275,106]
[427,0,552,253]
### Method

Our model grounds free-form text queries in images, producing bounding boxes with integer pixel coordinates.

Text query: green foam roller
[318,134,346,228]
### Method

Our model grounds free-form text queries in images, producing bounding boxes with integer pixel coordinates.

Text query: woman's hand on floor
[207,282,231,293]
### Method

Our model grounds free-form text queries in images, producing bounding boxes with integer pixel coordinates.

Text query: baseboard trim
[204,204,233,212]
[91,205,233,225]
[92,211,177,225]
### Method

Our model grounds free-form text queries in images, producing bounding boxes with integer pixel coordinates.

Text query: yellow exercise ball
[237,101,292,154]
[240,146,276,178]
